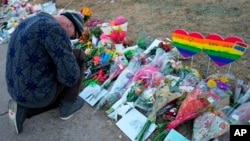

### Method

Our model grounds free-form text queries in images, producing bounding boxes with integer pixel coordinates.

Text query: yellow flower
[207,79,217,88]
[87,41,92,49]
[190,68,201,78]
[81,7,93,16]
[220,76,229,83]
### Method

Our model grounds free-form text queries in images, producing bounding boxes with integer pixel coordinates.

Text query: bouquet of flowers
[149,48,170,69]
[192,111,230,141]
[216,93,250,141]
[228,101,250,125]
[135,81,182,141]
[84,18,103,29]
[80,7,93,23]
[154,83,211,141]
[205,73,232,93]
[82,46,115,86]
[177,66,201,92]
[136,33,154,51]
[95,56,143,111]
[204,74,233,110]
[109,27,127,44]
[99,27,127,53]
[225,87,250,116]
[164,65,201,93]
[126,68,163,102]
[110,15,127,26]
[133,87,158,112]
[101,15,128,35]
[105,82,135,121]
[82,18,104,47]
[88,53,128,101]
[89,27,103,47]
[167,88,211,130]
[116,66,163,117]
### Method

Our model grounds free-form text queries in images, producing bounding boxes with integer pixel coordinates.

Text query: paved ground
[0,43,128,141]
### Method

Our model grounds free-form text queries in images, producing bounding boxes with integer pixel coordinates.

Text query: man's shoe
[8,99,27,134]
[60,97,84,120]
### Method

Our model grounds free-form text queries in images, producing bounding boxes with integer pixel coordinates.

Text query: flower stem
[226,102,241,116]
[157,121,169,133]
[106,107,115,115]
[153,130,169,141]
[135,120,152,141]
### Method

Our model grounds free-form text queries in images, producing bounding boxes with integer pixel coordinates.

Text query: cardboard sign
[203,34,248,67]
[172,29,204,59]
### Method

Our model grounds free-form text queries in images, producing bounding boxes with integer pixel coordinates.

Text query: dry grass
[69,0,250,80]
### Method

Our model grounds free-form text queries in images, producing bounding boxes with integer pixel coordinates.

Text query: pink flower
[114,16,126,25]
[93,56,101,66]
[100,33,110,43]
[109,28,126,44]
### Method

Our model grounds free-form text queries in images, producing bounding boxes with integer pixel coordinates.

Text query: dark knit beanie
[61,12,84,37]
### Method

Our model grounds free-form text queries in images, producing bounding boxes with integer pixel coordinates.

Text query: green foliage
[123,50,134,61]
[90,27,103,39]
[153,130,169,141]
[74,42,88,50]
[135,120,152,141]
[157,121,170,133]
[136,33,153,50]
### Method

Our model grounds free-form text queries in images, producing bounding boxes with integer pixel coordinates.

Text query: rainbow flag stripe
[172,29,204,59]
[203,34,247,67]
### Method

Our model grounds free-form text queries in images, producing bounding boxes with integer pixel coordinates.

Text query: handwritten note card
[116,108,156,141]
[79,85,108,106]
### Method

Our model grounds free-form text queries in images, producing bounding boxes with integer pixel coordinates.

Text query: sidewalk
[0,43,129,141]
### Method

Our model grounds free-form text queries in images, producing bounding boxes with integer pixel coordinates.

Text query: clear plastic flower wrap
[150,48,171,69]
[229,101,250,125]
[87,53,128,101]
[167,66,201,93]
[134,87,157,111]
[202,73,234,110]
[154,81,212,141]
[133,72,162,110]
[178,67,201,93]
[105,82,135,121]
[105,62,165,121]
[234,79,244,102]
[95,56,143,111]
[129,65,164,111]
[225,85,250,117]
[135,80,182,141]
[106,48,169,114]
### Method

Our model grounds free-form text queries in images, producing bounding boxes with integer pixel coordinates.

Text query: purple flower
[85,18,103,28]
[217,81,229,90]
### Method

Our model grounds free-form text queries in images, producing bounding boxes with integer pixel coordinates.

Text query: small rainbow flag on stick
[233,42,248,53]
